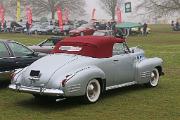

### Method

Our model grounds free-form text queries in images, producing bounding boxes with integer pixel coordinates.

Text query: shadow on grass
[16,96,86,111]
[14,84,150,111]
[104,84,149,98]
[0,80,10,89]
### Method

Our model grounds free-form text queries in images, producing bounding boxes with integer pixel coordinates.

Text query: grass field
[0,24,180,120]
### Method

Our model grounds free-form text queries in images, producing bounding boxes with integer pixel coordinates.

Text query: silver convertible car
[9,36,164,103]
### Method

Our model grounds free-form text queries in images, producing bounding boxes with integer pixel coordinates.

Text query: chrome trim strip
[9,84,64,96]
[141,71,151,78]
[106,81,137,91]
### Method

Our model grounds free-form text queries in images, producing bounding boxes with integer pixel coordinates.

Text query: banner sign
[64,8,69,24]
[0,4,5,28]
[116,6,122,23]
[26,6,32,26]
[16,0,21,21]
[91,8,96,20]
[57,6,63,31]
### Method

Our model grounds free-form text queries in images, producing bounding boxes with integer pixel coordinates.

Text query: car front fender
[135,57,163,84]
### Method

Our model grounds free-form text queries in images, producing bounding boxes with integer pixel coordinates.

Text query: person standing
[143,23,148,36]
[175,21,179,30]
[3,21,7,32]
[106,22,111,30]
[171,20,174,27]
[0,22,1,33]
[26,21,30,35]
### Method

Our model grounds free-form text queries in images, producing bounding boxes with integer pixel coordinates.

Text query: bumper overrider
[9,84,64,97]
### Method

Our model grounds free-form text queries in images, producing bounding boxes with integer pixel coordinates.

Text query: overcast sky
[85,0,143,22]
[85,0,110,20]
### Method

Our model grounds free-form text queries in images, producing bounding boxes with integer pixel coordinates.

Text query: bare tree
[0,0,86,20]
[136,0,180,17]
[100,0,124,20]
[0,0,27,20]
[28,0,86,20]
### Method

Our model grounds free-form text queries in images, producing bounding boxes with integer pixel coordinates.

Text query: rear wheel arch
[95,78,106,94]
[155,66,162,76]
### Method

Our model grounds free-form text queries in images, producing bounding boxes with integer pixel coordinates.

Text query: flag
[57,6,63,31]
[91,8,96,20]
[16,0,21,22]
[64,8,69,24]
[116,6,122,23]
[26,6,32,27]
[0,4,5,28]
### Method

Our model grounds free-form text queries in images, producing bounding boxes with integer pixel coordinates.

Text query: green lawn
[0,25,180,120]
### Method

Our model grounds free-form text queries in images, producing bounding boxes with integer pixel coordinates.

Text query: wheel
[84,79,101,103]
[147,68,160,87]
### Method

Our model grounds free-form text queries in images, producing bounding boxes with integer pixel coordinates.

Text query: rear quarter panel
[64,66,106,97]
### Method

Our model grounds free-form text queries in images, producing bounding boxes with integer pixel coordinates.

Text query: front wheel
[84,79,101,103]
[146,68,160,87]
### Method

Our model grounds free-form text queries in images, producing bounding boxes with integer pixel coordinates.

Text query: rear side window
[41,39,57,46]
[0,42,10,57]
[59,46,82,52]
[8,42,33,57]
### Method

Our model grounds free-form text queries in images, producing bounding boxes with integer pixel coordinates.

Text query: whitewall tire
[84,79,101,103]
[148,68,160,87]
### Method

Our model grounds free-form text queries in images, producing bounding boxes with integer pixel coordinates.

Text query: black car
[0,40,43,81]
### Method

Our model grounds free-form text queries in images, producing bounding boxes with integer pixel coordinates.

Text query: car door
[7,41,40,69]
[111,43,136,85]
[0,41,15,74]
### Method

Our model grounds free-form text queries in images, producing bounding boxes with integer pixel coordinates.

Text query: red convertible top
[52,36,125,58]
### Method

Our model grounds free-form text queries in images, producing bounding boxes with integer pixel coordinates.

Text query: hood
[21,54,80,86]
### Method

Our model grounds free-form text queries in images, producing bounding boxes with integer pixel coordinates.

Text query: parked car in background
[131,27,151,35]
[10,36,164,103]
[52,25,74,36]
[37,24,54,35]
[0,40,44,81]
[69,24,96,37]
[93,30,115,36]
[173,25,180,31]
[28,36,65,54]
[24,24,41,34]
[9,21,25,33]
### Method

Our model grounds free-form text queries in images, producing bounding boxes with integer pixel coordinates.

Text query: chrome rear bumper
[9,84,64,96]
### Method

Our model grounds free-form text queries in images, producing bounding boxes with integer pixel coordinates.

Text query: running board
[106,81,137,91]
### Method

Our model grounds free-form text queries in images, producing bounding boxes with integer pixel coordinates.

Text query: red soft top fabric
[52,36,125,58]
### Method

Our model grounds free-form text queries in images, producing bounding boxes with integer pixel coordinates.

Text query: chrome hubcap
[150,69,159,87]
[86,80,100,102]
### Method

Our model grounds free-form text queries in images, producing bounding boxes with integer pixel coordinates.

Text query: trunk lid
[21,54,78,87]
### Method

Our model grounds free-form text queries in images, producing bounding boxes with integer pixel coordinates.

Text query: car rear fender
[64,66,105,97]
[135,57,163,84]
